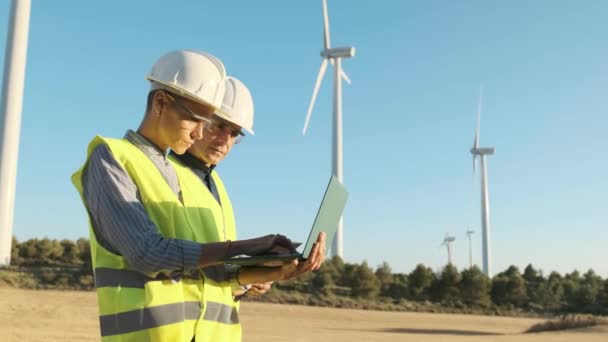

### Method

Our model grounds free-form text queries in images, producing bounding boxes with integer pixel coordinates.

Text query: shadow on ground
[382,328,503,336]
[329,327,503,336]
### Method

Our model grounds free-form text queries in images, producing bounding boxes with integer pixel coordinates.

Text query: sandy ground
[1,287,606,341]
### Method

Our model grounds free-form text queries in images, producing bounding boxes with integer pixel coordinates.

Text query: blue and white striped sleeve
[82,144,202,276]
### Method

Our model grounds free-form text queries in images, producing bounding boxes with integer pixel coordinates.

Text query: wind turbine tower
[466,229,475,268]
[441,234,456,265]
[0,0,31,266]
[470,86,495,277]
[303,0,355,258]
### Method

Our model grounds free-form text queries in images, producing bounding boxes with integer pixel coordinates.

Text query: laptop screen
[301,175,349,258]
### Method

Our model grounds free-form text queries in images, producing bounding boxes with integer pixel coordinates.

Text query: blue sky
[1,1,607,277]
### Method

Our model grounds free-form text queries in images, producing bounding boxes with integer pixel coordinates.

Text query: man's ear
[152,91,167,116]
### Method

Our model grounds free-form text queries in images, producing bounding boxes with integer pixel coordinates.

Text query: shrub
[526,314,606,333]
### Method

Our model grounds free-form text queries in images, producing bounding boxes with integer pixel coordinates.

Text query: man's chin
[206,149,223,158]
[203,153,221,165]
[172,145,188,155]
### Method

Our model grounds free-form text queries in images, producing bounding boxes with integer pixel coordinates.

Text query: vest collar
[171,151,217,174]
[125,130,170,160]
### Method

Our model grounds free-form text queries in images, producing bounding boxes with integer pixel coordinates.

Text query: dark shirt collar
[125,130,170,159]
[171,151,217,174]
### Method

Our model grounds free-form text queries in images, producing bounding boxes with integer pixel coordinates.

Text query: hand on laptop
[274,232,326,280]
[198,234,297,267]
[229,234,297,257]
[229,232,326,284]
[299,231,326,272]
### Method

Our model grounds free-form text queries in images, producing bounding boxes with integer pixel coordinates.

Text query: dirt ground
[1,287,606,341]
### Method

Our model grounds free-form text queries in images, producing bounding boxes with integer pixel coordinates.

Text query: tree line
[282,258,608,316]
[6,237,608,315]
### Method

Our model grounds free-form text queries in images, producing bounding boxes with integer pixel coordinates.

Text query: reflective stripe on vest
[203,301,240,325]
[100,301,201,337]
[99,300,238,336]
[94,268,201,288]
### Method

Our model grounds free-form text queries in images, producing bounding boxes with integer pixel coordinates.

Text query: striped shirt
[81,130,202,277]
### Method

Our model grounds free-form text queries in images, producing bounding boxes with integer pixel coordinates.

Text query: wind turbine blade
[322,0,331,50]
[329,60,352,84]
[472,156,477,179]
[341,69,352,84]
[474,85,483,149]
[303,59,329,135]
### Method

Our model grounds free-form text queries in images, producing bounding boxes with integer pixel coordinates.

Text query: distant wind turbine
[466,229,475,268]
[302,0,355,259]
[470,85,495,277]
[440,234,456,265]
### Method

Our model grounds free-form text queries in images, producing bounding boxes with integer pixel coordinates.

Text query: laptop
[221,175,349,266]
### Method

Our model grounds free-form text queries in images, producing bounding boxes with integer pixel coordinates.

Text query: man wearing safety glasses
[173,77,327,302]
[72,50,325,342]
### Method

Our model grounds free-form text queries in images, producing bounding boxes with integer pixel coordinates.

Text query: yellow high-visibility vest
[171,155,241,342]
[72,136,241,342]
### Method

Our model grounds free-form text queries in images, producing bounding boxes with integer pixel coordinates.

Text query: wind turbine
[440,234,456,265]
[470,85,495,277]
[302,0,355,259]
[465,229,475,268]
[0,0,31,266]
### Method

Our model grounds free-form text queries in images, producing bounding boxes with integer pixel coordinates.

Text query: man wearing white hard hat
[173,77,327,301]
[71,50,315,342]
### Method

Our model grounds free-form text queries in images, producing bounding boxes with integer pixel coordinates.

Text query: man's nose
[192,122,204,140]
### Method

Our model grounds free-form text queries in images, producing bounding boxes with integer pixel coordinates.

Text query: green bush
[526,315,606,333]
[40,269,58,283]
[79,275,95,290]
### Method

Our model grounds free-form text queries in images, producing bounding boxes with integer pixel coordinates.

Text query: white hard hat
[215,76,255,135]
[146,49,227,111]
